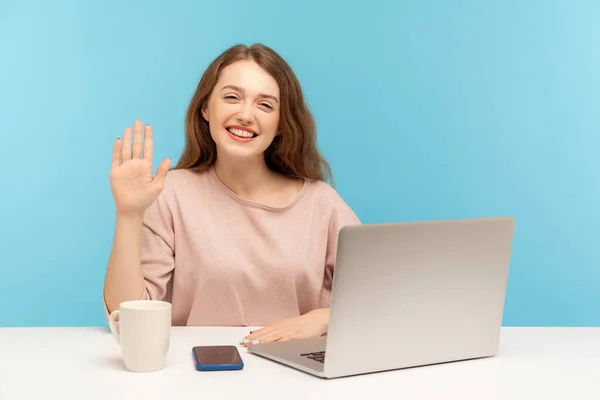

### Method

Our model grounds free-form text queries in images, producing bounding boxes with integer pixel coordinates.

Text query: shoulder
[158,167,216,198]
[162,167,212,191]
[150,167,214,209]
[303,179,361,225]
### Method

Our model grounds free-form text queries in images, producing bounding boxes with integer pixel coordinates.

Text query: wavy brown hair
[173,43,333,183]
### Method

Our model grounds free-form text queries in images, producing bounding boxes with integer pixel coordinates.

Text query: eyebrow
[221,85,279,103]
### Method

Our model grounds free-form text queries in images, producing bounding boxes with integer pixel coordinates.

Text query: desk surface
[0,327,598,399]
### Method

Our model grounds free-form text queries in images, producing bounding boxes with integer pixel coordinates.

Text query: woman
[103,43,360,346]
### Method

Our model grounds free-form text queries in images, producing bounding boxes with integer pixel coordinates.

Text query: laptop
[247,216,515,378]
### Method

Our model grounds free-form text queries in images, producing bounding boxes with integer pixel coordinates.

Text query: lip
[226,128,256,143]
[225,125,259,135]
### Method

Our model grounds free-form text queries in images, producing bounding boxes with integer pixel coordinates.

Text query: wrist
[115,211,144,225]
[310,308,330,333]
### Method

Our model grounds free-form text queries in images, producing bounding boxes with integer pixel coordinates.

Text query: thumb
[154,158,172,186]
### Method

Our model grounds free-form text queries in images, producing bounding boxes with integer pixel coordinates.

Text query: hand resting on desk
[239,308,330,346]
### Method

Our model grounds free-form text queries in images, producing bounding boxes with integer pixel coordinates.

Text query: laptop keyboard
[300,351,325,363]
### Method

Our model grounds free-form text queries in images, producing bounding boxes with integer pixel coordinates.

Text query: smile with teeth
[227,128,257,138]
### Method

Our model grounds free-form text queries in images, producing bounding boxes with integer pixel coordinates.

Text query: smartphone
[192,345,244,371]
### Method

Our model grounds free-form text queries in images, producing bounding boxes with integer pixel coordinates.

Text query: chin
[216,132,273,160]
[217,143,265,161]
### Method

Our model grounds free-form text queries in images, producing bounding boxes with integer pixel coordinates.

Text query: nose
[236,102,254,125]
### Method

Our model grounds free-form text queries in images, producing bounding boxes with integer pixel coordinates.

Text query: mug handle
[108,310,120,344]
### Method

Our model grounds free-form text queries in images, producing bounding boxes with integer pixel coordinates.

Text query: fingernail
[251,340,259,345]
[239,338,250,345]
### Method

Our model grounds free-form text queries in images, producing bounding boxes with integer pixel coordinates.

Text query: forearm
[103,213,147,313]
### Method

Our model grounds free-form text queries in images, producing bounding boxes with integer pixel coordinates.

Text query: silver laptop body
[248,216,515,378]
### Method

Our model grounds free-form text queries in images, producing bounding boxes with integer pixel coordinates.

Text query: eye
[224,94,239,100]
[260,103,273,110]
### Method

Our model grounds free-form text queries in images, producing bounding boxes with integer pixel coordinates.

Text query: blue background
[1,0,598,327]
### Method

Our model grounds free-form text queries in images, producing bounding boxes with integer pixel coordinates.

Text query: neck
[213,155,276,198]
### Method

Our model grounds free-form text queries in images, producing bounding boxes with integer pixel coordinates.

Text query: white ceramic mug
[108,300,172,372]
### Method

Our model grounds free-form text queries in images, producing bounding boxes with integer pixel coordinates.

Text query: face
[202,60,281,162]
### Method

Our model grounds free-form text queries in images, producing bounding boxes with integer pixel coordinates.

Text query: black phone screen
[193,345,242,365]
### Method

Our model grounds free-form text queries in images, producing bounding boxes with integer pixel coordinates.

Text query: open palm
[110,120,171,215]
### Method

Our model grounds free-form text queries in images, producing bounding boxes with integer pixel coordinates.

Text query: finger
[256,331,285,345]
[239,335,262,346]
[248,327,285,345]
[240,327,269,346]
[247,327,266,337]
[154,158,172,186]
[111,138,121,169]
[121,127,132,162]
[142,124,153,161]
[239,327,260,346]
[246,326,275,341]
[131,120,143,159]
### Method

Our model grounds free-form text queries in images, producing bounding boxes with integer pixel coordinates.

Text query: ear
[201,103,209,122]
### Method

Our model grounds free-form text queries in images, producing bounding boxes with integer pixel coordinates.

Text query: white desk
[0,327,598,399]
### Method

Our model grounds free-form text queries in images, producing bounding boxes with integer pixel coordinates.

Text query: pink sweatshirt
[104,166,360,326]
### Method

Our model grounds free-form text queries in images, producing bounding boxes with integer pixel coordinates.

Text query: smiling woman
[103,43,360,347]
[176,45,330,184]
[200,60,281,160]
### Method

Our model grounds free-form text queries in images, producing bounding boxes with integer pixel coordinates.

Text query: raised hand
[109,120,171,216]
